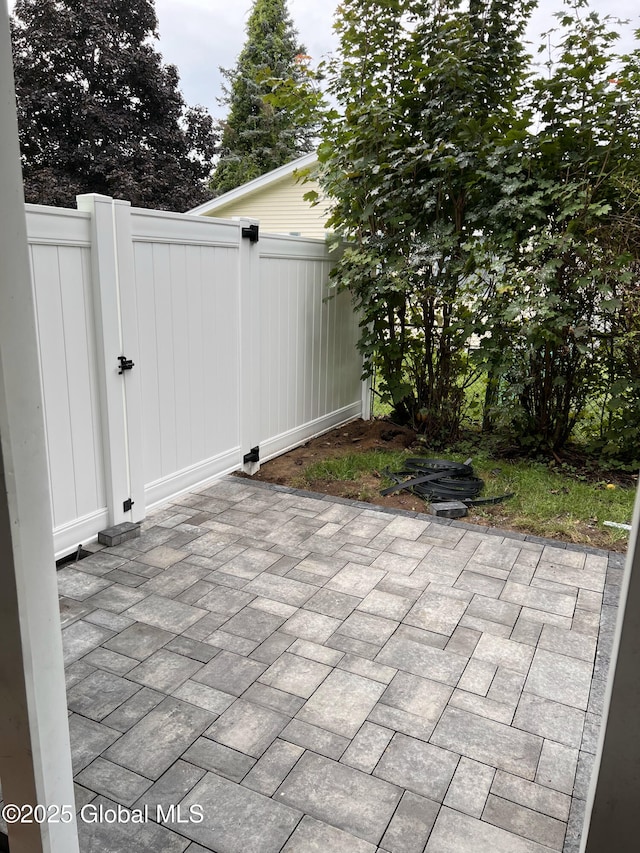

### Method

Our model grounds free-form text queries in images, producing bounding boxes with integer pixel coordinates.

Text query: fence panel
[257,234,362,462]
[26,200,365,556]
[25,205,108,554]
[129,211,243,507]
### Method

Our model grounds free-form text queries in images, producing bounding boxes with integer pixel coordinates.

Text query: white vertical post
[361,375,373,420]
[0,4,79,851]
[112,200,145,522]
[76,194,143,524]
[237,218,262,475]
[581,477,640,852]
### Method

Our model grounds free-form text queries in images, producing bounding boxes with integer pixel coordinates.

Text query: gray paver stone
[104,697,213,779]
[104,622,175,661]
[524,648,593,711]
[279,719,350,760]
[124,594,207,633]
[242,739,304,796]
[296,669,386,738]
[443,756,495,818]
[62,620,115,665]
[374,732,459,801]
[326,563,386,598]
[134,759,206,810]
[535,740,579,795]
[341,722,394,774]
[171,771,302,853]
[182,737,255,782]
[282,815,377,852]
[221,607,286,642]
[513,692,585,749]
[193,650,266,696]
[128,649,203,693]
[376,635,467,686]
[380,790,440,853]
[205,699,288,758]
[381,671,452,722]
[76,757,152,807]
[337,610,399,646]
[483,794,566,851]
[249,631,295,664]
[171,681,235,715]
[275,751,402,845]
[68,715,121,774]
[281,609,343,643]
[305,587,361,619]
[405,591,468,636]
[425,807,558,853]
[431,707,542,780]
[67,669,141,721]
[258,652,331,699]
[242,682,306,717]
[472,633,534,675]
[490,770,571,821]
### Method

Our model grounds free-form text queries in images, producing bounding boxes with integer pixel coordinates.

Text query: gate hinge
[243,446,260,464]
[123,498,134,512]
[118,356,134,374]
[241,223,259,243]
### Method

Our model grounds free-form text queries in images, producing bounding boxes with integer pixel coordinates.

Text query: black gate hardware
[123,498,134,512]
[243,446,260,464]
[241,224,259,243]
[118,356,134,374]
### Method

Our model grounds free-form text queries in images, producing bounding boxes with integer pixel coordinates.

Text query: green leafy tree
[11,0,216,211]
[319,0,534,440]
[211,0,317,195]
[473,2,640,453]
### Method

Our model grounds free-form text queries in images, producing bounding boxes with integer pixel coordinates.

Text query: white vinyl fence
[25,195,366,556]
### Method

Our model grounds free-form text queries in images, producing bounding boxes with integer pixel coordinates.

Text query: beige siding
[204,175,329,238]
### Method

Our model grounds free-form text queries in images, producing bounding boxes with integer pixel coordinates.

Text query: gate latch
[118,356,134,374]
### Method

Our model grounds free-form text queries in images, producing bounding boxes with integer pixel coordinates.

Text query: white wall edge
[53,508,110,559]
[144,448,242,510]
[259,403,363,466]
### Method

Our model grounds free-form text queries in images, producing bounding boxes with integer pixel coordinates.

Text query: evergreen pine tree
[11,0,216,211]
[211,0,316,195]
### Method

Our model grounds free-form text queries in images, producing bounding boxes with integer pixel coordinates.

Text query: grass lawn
[294,447,635,552]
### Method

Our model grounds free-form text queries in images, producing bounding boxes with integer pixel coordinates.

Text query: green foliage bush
[312,0,640,462]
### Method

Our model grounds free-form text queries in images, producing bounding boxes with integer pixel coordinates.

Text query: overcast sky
[8,1,640,119]
[152,0,639,118]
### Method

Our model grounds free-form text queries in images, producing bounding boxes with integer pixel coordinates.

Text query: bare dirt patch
[237,418,627,551]
[246,419,424,510]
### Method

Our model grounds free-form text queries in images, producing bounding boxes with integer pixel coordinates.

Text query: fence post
[237,218,262,474]
[361,375,373,420]
[0,4,79,849]
[112,199,145,522]
[76,194,144,525]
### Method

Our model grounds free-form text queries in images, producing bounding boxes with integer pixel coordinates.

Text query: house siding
[203,175,329,239]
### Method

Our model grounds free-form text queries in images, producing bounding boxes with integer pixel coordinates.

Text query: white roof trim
[188,152,317,215]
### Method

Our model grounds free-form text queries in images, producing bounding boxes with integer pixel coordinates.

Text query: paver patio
[7,477,624,852]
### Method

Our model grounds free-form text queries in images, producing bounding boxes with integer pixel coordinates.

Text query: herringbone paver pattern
[18,478,623,852]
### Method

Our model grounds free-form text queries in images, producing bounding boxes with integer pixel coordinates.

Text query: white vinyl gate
[25,195,365,557]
